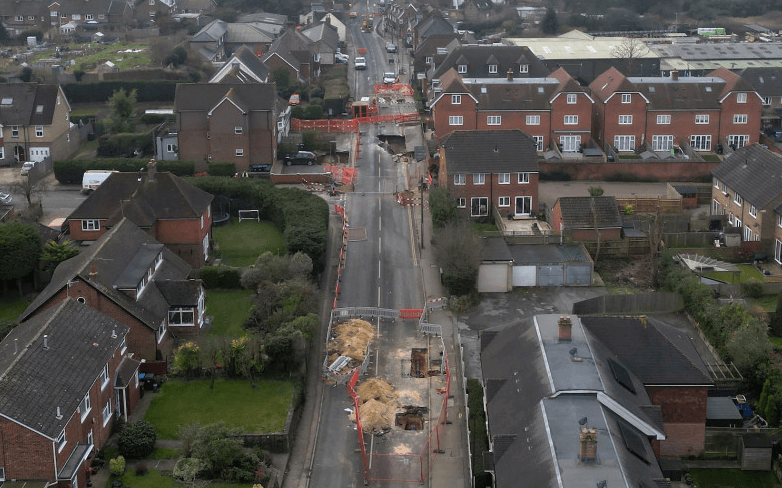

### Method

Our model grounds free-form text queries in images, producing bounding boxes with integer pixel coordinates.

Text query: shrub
[741,279,764,299]
[200,265,242,289]
[135,463,148,476]
[172,341,200,375]
[207,162,236,177]
[539,169,571,181]
[173,458,207,482]
[588,186,604,197]
[767,395,778,427]
[109,456,126,477]
[118,421,157,459]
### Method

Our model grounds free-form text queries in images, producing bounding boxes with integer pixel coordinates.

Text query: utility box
[26,36,37,47]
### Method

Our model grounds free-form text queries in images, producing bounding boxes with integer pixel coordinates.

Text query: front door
[515,196,532,217]
[13,145,25,162]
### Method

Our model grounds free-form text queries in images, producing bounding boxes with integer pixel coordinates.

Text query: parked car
[386,42,397,53]
[20,161,35,176]
[289,93,301,106]
[383,72,397,84]
[284,151,317,166]
[250,163,271,173]
[0,192,11,204]
[336,52,349,64]
[349,11,358,17]
[355,56,367,69]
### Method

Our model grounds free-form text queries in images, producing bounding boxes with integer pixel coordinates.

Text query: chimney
[56,406,62,420]
[147,159,157,182]
[558,316,572,342]
[111,328,117,339]
[43,334,49,350]
[579,427,597,462]
[671,70,679,81]
[89,263,98,278]
[506,68,513,81]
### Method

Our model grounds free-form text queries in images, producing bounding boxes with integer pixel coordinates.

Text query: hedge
[53,159,196,184]
[207,162,237,177]
[97,131,155,158]
[199,265,242,289]
[62,81,178,103]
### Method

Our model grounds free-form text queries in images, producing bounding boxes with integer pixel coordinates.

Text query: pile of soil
[327,319,375,372]
[359,398,395,433]
[357,377,398,403]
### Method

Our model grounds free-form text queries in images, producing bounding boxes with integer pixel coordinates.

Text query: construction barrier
[373,83,415,97]
[291,112,420,133]
[323,165,358,185]
[399,308,424,319]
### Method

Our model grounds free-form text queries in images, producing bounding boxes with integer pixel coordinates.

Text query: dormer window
[737,92,747,103]
[457,64,467,74]
[155,252,163,269]
[451,94,461,105]
[426,56,433,64]
[488,64,497,74]
[519,64,528,73]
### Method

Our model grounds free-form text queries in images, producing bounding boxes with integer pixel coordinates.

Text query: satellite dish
[569,348,578,357]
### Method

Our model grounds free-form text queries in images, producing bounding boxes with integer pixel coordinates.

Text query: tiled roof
[156,280,202,306]
[0,84,63,127]
[116,355,141,387]
[191,19,228,42]
[556,196,623,230]
[589,67,638,103]
[433,45,549,80]
[737,67,782,97]
[174,83,278,112]
[464,78,560,111]
[0,299,128,438]
[441,130,539,173]
[712,144,782,209]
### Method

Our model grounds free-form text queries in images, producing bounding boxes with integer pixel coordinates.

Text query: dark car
[250,163,271,172]
[284,151,317,165]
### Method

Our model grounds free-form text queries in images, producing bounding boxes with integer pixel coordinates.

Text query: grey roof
[556,196,623,230]
[156,280,202,306]
[580,316,712,386]
[706,397,743,421]
[218,44,270,82]
[0,84,63,127]
[712,144,782,209]
[116,355,141,388]
[776,200,782,216]
[175,83,278,112]
[226,23,274,44]
[441,130,539,173]
[236,12,288,25]
[191,19,228,42]
[0,299,128,438]
[463,78,560,110]
[19,219,193,331]
[507,244,591,264]
[481,237,513,262]
[115,243,164,289]
[300,21,339,50]
[481,314,666,488]
[626,77,725,110]
[433,45,549,80]
[669,42,782,61]
[68,170,213,227]
[737,67,782,97]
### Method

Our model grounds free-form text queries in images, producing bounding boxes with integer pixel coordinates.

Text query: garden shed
[706,397,743,428]
[507,243,593,287]
[740,433,772,470]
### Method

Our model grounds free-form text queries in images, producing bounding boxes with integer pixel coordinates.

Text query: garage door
[512,266,536,287]
[28,147,50,162]
[478,263,510,293]
[537,265,564,286]
[566,265,592,286]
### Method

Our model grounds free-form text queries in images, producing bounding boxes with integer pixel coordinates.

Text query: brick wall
[68,219,109,242]
[720,92,762,146]
[432,93,477,139]
[647,385,707,456]
[658,422,706,457]
[645,109,720,151]
[155,210,210,268]
[444,169,539,219]
[539,160,718,181]
[601,93,648,151]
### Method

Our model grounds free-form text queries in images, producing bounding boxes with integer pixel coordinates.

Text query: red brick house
[19,218,205,361]
[439,130,539,219]
[712,144,782,257]
[66,161,213,268]
[551,196,623,241]
[0,299,141,488]
[174,83,279,173]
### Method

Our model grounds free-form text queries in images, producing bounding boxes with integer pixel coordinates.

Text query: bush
[173,458,207,482]
[741,279,764,299]
[588,186,604,196]
[172,341,200,375]
[118,421,157,459]
[200,265,242,289]
[135,463,148,476]
[109,456,126,477]
[539,169,571,181]
[53,159,196,184]
[207,162,237,177]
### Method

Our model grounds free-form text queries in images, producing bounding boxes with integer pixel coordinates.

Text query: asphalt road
[0,167,86,224]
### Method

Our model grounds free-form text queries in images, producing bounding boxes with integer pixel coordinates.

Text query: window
[169,307,195,326]
[454,173,465,185]
[425,56,433,64]
[695,114,709,124]
[11,126,18,137]
[744,225,754,242]
[235,126,243,134]
[102,400,111,426]
[715,178,720,189]
[451,94,461,105]
[100,363,109,389]
[621,93,631,103]
[200,215,204,229]
[487,115,501,126]
[72,14,81,20]
[734,193,743,205]
[750,205,757,217]
[532,136,544,151]
[86,430,93,447]
[518,172,529,184]
[519,64,529,73]
[733,114,748,124]
[560,135,581,152]
[155,252,162,269]
[567,94,577,104]
[737,92,747,103]
[735,217,742,230]
[166,144,176,153]
[618,115,632,125]
[61,13,67,18]
[80,393,91,421]
[776,239,782,265]
[150,0,155,4]
[456,197,466,208]
[35,126,43,137]
[712,199,721,215]
[515,196,532,216]
[51,11,58,16]
[473,173,485,185]
[614,135,636,151]
[457,64,467,73]
[235,149,244,157]
[691,135,711,151]
[526,115,540,125]
[778,214,782,228]
[488,64,497,74]
[86,14,93,20]
[449,116,463,126]
[656,114,671,124]
[471,197,488,217]
[157,321,166,344]
[728,135,749,148]
[81,220,100,231]
[764,96,772,105]
[56,430,66,452]
[15,15,22,22]
[498,196,510,207]
[498,173,510,184]
[651,135,673,151]
[564,115,578,125]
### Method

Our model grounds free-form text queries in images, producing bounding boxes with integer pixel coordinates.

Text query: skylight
[608,358,636,394]
[619,423,650,465]
[0,98,12,105]
[36,105,44,113]
[542,46,551,54]
[705,86,712,92]
[587,46,597,53]
[648,86,655,93]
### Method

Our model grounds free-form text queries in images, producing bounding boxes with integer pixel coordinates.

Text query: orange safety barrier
[399,309,424,319]
[334,204,345,215]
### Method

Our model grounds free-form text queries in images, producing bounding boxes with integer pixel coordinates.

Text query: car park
[383,72,397,84]
[20,161,35,176]
[354,56,367,69]
[386,42,397,53]
[284,151,317,165]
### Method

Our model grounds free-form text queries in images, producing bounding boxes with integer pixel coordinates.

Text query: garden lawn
[205,289,254,337]
[212,218,286,267]
[770,336,782,349]
[110,469,173,488]
[144,380,295,439]
[688,468,779,488]
[702,264,765,283]
[0,297,29,321]
[75,42,152,71]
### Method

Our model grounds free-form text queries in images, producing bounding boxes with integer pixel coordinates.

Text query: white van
[82,170,118,193]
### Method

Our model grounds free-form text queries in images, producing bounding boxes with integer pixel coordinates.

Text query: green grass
[701,154,722,162]
[149,447,179,460]
[688,468,779,488]
[109,469,174,488]
[205,289,254,337]
[748,294,779,312]
[702,264,765,283]
[770,336,782,349]
[0,297,28,321]
[472,222,497,233]
[144,380,295,439]
[75,42,152,71]
[212,218,286,267]
[70,108,101,120]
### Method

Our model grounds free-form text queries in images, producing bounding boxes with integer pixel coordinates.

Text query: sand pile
[359,398,395,433]
[357,377,397,403]
[327,319,374,370]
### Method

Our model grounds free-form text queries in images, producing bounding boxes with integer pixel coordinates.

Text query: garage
[566,265,593,286]
[538,265,564,286]
[512,266,535,287]
[509,243,594,288]
[477,237,514,293]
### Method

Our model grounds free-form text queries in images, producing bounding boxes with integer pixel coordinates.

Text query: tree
[9,174,48,206]
[772,291,782,337]
[590,197,603,263]
[108,88,137,133]
[429,187,458,228]
[272,68,291,91]
[612,37,650,74]
[40,240,79,270]
[164,46,188,67]
[0,221,41,296]
[19,67,32,83]
[725,314,772,371]
[541,8,558,35]
[0,24,9,42]
[433,221,482,296]
[118,421,157,459]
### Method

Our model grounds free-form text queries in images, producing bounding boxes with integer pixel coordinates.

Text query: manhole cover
[348,227,367,241]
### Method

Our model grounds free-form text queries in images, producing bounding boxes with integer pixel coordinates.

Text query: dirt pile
[359,398,396,433]
[327,319,374,372]
[357,377,398,403]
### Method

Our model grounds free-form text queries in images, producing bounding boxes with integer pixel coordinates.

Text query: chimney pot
[671,69,679,80]
[558,316,572,342]
[56,406,62,419]
[89,264,98,277]
[579,427,598,462]
[147,159,157,181]
[506,68,513,81]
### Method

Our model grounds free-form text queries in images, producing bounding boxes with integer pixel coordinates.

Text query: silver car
[0,192,10,204]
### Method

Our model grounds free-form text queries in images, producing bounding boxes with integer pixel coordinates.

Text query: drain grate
[347,226,367,241]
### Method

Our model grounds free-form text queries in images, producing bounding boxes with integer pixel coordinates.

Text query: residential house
[174,83,279,173]
[48,0,133,34]
[66,162,213,267]
[712,144,782,256]
[431,44,549,84]
[0,0,47,37]
[736,67,782,132]
[0,299,140,488]
[179,0,217,14]
[384,2,421,45]
[0,84,80,164]
[551,196,623,241]
[263,28,319,83]
[300,20,340,65]
[189,19,277,63]
[412,12,454,49]
[209,44,270,83]
[235,12,287,35]
[439,130,539,219]
[411,33,460,87]
[300,12,346,42]
[456,0,515,26]
[190,19,228,62]
[480,314,668,487]
[133,0,177,26]
[19,218,205,360]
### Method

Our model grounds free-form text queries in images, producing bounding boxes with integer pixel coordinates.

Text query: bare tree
[9,175,48,207]
[590,198,603,264]
[432,221,483,296]
[612,37,650,74]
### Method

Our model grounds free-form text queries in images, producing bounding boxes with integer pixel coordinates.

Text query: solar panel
[619,423,650,464]
[608,358,636,394]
